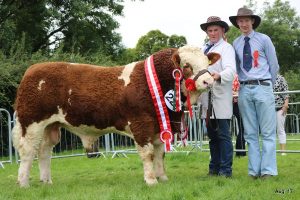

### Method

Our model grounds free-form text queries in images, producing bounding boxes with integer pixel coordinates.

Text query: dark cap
[200,16,229,33]
[229,7,261,29]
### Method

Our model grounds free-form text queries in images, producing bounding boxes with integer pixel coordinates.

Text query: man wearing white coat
[200,16,236,177]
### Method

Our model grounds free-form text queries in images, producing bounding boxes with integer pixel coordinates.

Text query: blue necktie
[204,43,214,55]
[243,37,252,72]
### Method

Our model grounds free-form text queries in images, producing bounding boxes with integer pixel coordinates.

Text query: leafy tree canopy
[0,0,125,58]
[135,30,187,60]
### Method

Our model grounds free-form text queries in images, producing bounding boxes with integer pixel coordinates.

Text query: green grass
[0,135,299,200]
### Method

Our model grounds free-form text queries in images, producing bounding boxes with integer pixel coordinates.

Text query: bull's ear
[171,51,181,68]
[207,52,221,65]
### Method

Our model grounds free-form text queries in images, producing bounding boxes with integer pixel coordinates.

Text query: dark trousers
[208,119,233,176]
[233,102,246,156]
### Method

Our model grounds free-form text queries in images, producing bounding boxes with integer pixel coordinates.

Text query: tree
[225,27,240,44]
[135,30,187,60]
[226,0,300,73]
[135,30,169,60]
[0,0,125,58]
[258,0,300,72]
[168,34,187,48]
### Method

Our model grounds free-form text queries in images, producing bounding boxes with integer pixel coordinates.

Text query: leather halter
[193,69,210,81]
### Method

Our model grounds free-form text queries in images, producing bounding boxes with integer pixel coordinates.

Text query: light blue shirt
[233,31,279,84]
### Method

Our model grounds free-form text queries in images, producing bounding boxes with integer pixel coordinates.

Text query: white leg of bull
[13,120,44,187]
[153,138,168,182]
[38,141,53,184]
[136,142,158,185]
[38,124,61,184]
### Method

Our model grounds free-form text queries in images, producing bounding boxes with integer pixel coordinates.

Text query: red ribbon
[160,130,173,152]
[232,74,240,92]
[145,55,173,152]
[253,50,259,67]
[185,79,196,91]
[173,69,182,112]
[185,79,196,118]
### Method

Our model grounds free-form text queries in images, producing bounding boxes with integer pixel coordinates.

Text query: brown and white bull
[12,45,217,187]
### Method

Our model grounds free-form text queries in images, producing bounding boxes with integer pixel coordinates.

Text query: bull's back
[15,62,126,131]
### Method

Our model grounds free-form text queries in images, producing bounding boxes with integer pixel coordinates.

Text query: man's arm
[264,36,279,84]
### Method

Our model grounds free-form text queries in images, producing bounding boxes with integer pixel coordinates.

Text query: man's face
[236,16,254,35]
[206,25,224,43]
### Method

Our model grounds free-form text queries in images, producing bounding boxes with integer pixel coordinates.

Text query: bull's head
[173,45,220,104]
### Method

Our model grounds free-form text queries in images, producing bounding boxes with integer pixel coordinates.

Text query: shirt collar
[242,30,255,40]
[206,38,224,47]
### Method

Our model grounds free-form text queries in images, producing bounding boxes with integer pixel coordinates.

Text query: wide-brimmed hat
[229,7,261,29]
[200,16,229,33]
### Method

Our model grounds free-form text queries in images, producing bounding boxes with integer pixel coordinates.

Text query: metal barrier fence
[0,108,13,168]
[1,90,300,167]
[199,90,300,154]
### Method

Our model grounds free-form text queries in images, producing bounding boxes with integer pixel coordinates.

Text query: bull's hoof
[17,176,30,188]
[158,175,168,182]
[18,180,30,188]
[40,179,53,184]
[145,178,158,186]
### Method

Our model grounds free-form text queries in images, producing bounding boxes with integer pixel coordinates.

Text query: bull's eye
[183,63,193,72]
[183,64,189,68]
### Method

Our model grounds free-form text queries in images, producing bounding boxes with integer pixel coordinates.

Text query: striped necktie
[204,43,214,55]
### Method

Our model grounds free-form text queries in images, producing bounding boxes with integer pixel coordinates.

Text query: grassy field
[0,134,299,200]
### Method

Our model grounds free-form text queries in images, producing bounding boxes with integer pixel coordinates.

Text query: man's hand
[210,72,221,81]
[282,105,288,115]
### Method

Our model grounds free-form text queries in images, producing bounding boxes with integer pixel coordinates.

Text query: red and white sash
[145,55,173,152]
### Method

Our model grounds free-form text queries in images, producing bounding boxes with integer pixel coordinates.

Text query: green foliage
[168,34,187,48]
[283,69,300,107]
[117,48,139,65]
[135,30,169,60]
[225,27,241,44]
[258,0,300,72]
[135,30,187,60]
[284,69,300,91]
[0,0,125,58]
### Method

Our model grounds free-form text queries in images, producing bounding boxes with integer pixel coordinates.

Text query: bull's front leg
[153,137,168,182]
[136,142,158,185]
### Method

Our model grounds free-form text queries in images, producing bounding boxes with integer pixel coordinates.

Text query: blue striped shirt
[233,31,279,84]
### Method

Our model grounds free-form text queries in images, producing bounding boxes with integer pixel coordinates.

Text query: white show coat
[203,38,236,119]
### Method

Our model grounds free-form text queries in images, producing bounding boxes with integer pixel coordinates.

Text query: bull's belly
[62,124,134,139]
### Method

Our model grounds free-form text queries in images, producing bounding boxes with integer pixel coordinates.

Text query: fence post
[0,108,13,166]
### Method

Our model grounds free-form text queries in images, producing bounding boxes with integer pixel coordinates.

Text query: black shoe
[218,173,232,178]
[261,174,273,180]
[207,171,218,176]
[249,175,259,180]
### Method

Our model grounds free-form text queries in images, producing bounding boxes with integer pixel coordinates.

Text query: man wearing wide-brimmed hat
[200,16,236,178]
[229,7,279,180]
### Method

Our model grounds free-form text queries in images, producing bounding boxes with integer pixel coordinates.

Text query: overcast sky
[116,0,300,48]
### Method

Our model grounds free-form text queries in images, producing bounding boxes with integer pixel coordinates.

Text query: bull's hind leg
[153,138,168,182]
[136,142,158,185]
[38,123,61,184]
[12,119,44,187]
